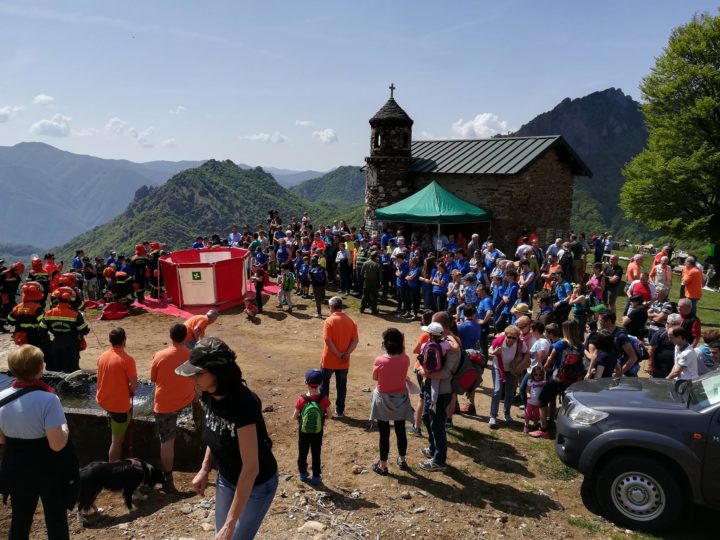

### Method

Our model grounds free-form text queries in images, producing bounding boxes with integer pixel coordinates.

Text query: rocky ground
[0,292,714,539]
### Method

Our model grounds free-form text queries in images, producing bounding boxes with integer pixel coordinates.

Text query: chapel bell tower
[364,84,414,227]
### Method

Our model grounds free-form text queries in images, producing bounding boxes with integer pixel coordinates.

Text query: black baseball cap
[175,337,237,376]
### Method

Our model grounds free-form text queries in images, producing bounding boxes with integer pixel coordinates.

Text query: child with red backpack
[418,322,456,412]
[530,320,585,439]
[523,365,546,433]
[292,369,332,485]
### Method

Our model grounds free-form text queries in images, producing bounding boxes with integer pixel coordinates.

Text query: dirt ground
[0,291,715,539]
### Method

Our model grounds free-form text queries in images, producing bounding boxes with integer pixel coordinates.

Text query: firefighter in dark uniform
[148,241,165,299]
[8,281,47,351]
[360,250,383,314]
[130,243,150,303]
[103,267,134,305]
[40,286,89,372]
[54,272,85,311]
[0,261,25,331]
[28,256,51,307]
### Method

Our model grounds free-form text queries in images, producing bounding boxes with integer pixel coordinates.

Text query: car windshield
[688,370,720,411]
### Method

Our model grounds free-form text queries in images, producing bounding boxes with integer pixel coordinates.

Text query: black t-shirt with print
[201,386,277,486]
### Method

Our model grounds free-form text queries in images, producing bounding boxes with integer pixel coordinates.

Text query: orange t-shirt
[626,261,642,282]
[413,332,430,370]
[321,312,359,370]
[184,315,209,342]
[544,263,562,290]
[150,345,196,414]
[682,266,703,300]
[96,347,137,413]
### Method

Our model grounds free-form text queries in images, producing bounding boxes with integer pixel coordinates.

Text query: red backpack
[555,343,584,385]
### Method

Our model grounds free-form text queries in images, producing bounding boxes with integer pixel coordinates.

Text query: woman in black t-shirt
[176,338,278,540]
[585,332,619,379]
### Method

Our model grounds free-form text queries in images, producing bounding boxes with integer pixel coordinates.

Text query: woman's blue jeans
[215,472,279,540]
[490,366,516,419]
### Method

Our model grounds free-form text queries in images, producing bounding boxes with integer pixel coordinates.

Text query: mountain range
[0,142,325,248]
[52,161,357,259]
[3,87,653,260]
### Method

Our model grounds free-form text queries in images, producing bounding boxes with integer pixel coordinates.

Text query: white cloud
[105,117,129,134]
[312,128,338,144]
[161,138,177,148]
[29,113,71,137]
[169,105,187,115]
[0,105,24,123]
[135,127,155,148]
[452,113,510,138]
[419,130,437,140]
[33,94,55,105]
[295,120,313,127]
[239,131,288,143]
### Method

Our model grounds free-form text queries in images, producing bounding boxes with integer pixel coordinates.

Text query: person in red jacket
[40,287,89,372]
[28,256,50,306]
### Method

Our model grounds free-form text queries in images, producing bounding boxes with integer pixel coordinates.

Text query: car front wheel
[595,456,684,531]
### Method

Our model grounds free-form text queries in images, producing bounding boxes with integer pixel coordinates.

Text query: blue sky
[0,0,717,170]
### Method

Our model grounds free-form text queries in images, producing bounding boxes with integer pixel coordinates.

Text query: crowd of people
[1,212,719,539]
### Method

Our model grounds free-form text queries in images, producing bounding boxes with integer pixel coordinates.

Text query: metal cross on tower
[389,83,395,98]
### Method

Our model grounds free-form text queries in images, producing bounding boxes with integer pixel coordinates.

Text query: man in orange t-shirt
[184,309,218,347]
[96,327,138,461]
[320,297,358,417]
[681,256,703,313]
[626,255,644,283]
[150,323,196,490]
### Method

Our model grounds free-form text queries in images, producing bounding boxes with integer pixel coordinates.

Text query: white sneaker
[488,417,498,429]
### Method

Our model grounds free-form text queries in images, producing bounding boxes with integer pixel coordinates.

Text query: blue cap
[305,368,323,387]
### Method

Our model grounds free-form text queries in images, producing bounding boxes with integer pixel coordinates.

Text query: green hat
[590,304,609,313]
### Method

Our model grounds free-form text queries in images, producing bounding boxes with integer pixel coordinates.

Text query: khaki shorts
[155,412,179,443]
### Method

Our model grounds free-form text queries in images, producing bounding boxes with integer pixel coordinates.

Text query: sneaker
[396,456,409,471]
[299,472,309,482]
[372,462,388,476]
[334,410,345,418]
[529,429,551,439]
[459,403,476,415]
[445,419,454,429]
[420,447,433,459]
[503,414,513,423]
[418,460,446,472]
[488,417,499,429]
[310,476,322,486]
[523,424,530,433]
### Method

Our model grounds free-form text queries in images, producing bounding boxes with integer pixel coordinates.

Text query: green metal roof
[410,135,592,177]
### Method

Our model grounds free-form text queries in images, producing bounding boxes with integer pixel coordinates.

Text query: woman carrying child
[370,328,414,475]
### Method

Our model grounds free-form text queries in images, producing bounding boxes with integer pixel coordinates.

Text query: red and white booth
[159,247,250,308]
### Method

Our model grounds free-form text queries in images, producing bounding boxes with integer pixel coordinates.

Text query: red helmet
[31,257,43,271]
[150,242,161,251]
[52,286,75,303]
[10,261,25,275]
[59,272,77,287]
[21,281,44,302]
[103,267,115,279]
[135,243,145,254]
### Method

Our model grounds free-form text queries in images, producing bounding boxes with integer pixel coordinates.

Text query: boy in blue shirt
[394,253,409,315]
[299,255,311,298]
[494,270,519,332]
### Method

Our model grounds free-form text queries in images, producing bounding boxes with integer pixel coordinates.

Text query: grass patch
[567,515,602,533]
[533,439,578,481]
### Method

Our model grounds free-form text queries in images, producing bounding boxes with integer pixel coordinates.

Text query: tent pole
[437,222,441,254]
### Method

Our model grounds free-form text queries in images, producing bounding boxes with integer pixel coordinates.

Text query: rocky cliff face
[513,88,648,227]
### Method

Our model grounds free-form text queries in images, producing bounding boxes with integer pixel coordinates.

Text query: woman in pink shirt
[369,328,414,475]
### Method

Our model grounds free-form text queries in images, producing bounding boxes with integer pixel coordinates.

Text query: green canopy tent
[375,180,491,249]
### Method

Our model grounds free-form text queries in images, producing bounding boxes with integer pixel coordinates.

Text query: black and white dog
[77,458,165,519]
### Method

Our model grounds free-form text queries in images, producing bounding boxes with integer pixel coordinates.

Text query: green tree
[621,12,720,244]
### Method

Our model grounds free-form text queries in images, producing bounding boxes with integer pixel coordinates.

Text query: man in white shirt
[546,238,562,258]
[667,327,699,381]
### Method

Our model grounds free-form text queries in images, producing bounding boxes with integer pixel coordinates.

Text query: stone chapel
[364,86,592,251]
